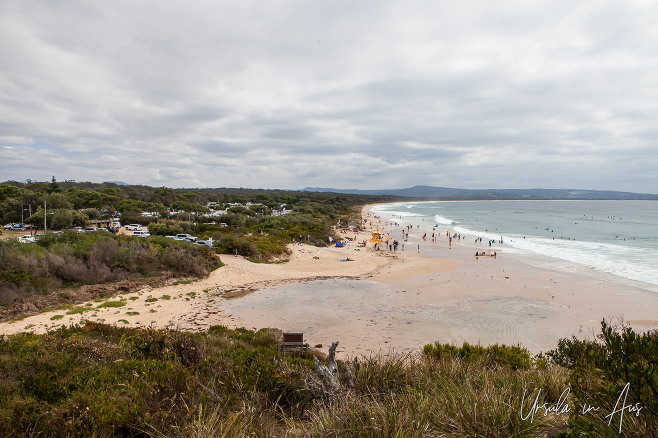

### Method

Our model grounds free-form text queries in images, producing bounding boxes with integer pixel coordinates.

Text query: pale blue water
[371,201,658,290]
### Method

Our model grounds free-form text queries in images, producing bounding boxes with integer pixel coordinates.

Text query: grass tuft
[96,301,126,308]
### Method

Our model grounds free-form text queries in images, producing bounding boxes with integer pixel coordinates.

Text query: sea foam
[453,226,658,287]
[434,215,455,225]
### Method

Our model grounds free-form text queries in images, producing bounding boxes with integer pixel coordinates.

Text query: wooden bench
[277,332,308,355]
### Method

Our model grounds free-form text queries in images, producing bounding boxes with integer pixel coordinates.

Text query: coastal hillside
[0,180,392,320]
[303,185,658,200]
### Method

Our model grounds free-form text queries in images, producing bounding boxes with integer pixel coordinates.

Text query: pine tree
[48,176,60,194]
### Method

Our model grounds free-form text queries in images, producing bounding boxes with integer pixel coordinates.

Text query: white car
[18,235,35,244]
[125,224,142,231]
[175,234,197,242]
[132,230,151,238]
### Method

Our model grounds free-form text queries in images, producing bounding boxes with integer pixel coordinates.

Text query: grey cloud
[0,1,657,192]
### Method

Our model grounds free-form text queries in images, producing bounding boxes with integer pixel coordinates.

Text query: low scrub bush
[423,341,532,370]
[547,319,657,437]
[96,300,126,308]
[213,234,259,257]
[2,320,651,436]
[0,232,223,308]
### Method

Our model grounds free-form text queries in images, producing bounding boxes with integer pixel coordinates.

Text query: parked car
[175,234,197,242]
[125,224,142,231]
[84,227,98,232]
[195,238,214,248]
[73,227,84,233]
[132,230,151,238]
[18,235,35,244]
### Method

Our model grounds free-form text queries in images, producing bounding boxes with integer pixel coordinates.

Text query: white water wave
[434,215,456,225]
[453,226,658,287]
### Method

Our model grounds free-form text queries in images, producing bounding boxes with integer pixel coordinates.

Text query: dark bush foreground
[0,232,223,310]
[547,320,657,437]
[0,324,563,438]
[0,321,653,437]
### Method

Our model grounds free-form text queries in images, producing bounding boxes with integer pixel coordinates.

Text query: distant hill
[302,185,658,200]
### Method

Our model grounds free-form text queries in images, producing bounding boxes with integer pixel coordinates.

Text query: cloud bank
[1,0,657,192]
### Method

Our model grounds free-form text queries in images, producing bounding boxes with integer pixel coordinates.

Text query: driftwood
[326,341,338,374]
[307,341,362,401]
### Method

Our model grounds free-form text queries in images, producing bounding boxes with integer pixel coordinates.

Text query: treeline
[1,178,396,261]
[0,320,654,436]
[0,179,397,314]
[0,178,396,228]
[0,231,222,311]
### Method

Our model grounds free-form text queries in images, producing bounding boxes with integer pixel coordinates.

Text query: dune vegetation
[0,231,222,320]
[0,320,654,437]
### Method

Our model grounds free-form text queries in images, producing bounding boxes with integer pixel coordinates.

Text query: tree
[46,193,72,210]
[48,176,61,194]
[0,184,24,202]
[0,198,22,223]
[84,208,101,220]
[154,187,176,206]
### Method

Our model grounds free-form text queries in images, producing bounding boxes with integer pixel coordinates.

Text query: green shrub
[66,307,93,315]
[0,322,575,437]
[97,301,126,308]
[547,320,657,437]
[423,341,532,370]
[0,232,222,311]
[147,221,184,237]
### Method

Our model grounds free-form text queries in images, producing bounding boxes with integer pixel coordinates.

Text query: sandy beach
[2,203,656,358]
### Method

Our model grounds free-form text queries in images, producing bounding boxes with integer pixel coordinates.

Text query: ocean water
[370,200,658,291]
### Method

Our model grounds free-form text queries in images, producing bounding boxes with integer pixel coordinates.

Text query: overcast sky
[1,1,657,192]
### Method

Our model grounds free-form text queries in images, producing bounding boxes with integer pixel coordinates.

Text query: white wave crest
[434,215,455,225]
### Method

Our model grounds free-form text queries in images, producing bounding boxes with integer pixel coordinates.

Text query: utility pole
[44,200,47,233]
[21,203,24,228]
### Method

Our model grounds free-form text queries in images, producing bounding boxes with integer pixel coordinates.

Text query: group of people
[364,212,504,258]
